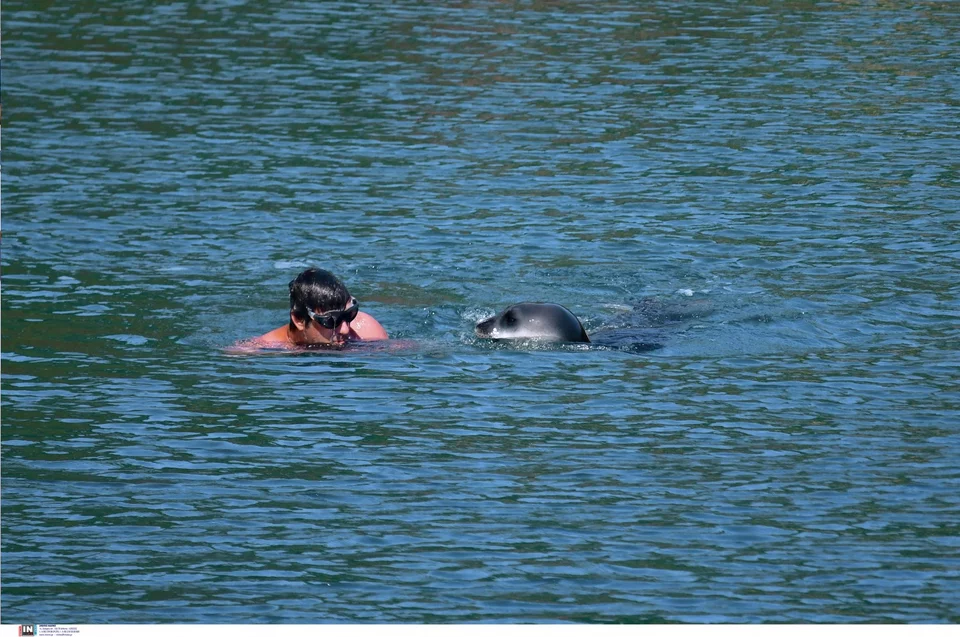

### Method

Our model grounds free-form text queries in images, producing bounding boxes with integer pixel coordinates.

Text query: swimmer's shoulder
[259,325,290,343]
[225,326,293,354]
[352,311,389,340]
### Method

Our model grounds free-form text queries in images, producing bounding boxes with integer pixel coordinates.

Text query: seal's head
[475,302,590,343]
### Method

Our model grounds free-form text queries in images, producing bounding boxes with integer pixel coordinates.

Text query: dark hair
[289,268,351,328]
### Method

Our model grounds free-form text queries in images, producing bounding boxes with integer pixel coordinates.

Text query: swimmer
[251,268,388,347]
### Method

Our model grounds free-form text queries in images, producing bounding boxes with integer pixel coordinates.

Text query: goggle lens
[308,300,359,331]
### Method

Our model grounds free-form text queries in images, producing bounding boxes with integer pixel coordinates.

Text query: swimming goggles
[306,299,359,330]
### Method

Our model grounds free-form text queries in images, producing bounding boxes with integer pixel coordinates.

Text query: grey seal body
[475,297,713,351]
[475,302,590,343]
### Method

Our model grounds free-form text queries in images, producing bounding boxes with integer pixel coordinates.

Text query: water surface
[3,0,959,623]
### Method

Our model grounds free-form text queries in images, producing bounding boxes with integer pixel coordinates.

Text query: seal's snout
[475,315,496,337]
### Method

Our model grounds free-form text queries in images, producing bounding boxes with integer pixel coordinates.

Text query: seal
[475,302,590,343]
[475,301,675,352]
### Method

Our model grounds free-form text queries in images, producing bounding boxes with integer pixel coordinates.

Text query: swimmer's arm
[351,311,389,340]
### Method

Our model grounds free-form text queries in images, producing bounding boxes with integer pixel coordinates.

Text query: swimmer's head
[288,268,352,332]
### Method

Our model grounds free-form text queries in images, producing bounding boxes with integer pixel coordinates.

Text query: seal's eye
[504,312,517,325]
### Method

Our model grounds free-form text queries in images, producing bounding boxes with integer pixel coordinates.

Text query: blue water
[3,0,959,623]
